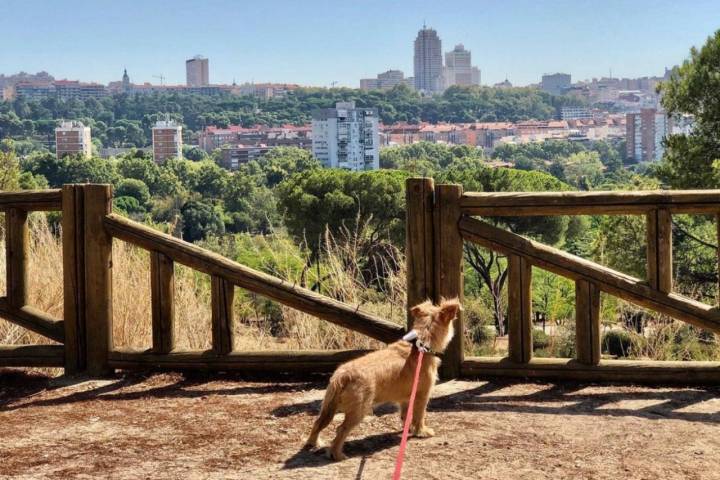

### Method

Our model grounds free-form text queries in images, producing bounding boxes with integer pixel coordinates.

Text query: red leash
[391,350,424,480]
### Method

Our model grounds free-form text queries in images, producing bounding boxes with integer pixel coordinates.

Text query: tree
[116,178,151,206]
[0,140,21,191]
[180,200,225,242]
[276,169,408,252]
[440,163,571,335]
[655,29,720,189]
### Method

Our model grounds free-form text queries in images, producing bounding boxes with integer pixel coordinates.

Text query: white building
[186,55,209,87]
[444,44,481,88]
[312,102,379,171]
[560,106,593,120]
[55,121,92,158]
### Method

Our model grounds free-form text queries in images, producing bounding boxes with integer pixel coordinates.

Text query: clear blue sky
[2,0,719,87]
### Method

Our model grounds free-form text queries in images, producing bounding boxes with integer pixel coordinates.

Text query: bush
[532,329,550,350]
[602,329,635,357]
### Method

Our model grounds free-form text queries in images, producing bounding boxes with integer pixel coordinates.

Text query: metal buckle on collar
[402,330,441,357]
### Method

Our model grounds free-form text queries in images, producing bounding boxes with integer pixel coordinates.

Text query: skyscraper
[186,55,209,87]
[413,26,443,93]
[444,44,481,87]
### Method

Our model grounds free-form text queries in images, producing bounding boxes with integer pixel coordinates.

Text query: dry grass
[0,217,406,352]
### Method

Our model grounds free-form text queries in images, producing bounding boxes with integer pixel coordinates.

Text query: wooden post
[83,185,113,376]
[434,184,464,379]
[211,276,234,355]
[6,207,28,308]
[508,254,532,363]
[575,279,601,365]
[151,251,174,354]
[646,208,672,293]
[62,185,87,373]
[405,178,435,330]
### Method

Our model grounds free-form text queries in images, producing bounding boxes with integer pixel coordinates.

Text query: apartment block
[312,102,379,171]
[186,55,209,87]
[626,109,671,163]
[152,120,183,163]
[444,44,481,87]
[219,145,273,170]
[55,121,92,158]
[16,80,108,101]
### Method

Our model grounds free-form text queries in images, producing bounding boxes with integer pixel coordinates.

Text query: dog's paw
[413,426,435,438]
[326,449,348,461]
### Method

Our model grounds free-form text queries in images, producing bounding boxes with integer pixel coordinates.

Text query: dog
[304,298,460,461]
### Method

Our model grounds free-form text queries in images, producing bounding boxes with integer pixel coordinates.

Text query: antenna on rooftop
[153,74,165,86]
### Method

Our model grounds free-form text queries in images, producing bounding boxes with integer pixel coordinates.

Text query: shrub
[602,329,635,357]
[532,329,550,350]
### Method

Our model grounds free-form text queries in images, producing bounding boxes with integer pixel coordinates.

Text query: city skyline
[1,0,719,87]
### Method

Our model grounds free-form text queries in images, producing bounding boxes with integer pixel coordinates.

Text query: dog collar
[401,330,442,357]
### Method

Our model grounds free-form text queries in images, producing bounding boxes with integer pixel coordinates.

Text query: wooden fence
[406,178,720,383]
[3,180,720,383]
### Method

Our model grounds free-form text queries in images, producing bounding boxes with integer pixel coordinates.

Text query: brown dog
[305,298,460,460]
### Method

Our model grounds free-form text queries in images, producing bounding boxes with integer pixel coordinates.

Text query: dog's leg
[305,388,339,449]
[410,388,434,438]
[399,402,409,425]
[328,406,365,461]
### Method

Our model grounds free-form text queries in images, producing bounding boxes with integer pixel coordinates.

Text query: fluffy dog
[305,298,460,460]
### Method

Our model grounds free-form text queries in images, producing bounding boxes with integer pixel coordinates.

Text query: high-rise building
[186,55,209,87]
[152,120,183,163]
[121,69,130,92]
[413,26,443,93]
[55,121,92,158]
[444,44,481,88]
[626,108,670,163]
[360,70,406,91]
[312,101,379,171]
[541,73,572,96]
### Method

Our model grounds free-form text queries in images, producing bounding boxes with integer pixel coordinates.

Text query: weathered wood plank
[462,356,720,384]
[104,213,404,343]
[575,280,601,365]
[151,251,175,354]
[84,185,113,376]
[0,344,65,367]
[5,208,28,308]
[459,216,720,333]
[406,178,435,330]
[460,190,720,216]
[0,190,62,211]
[211,276,234,355]
[62,185,86,372]
[0,297,65,342]
[108,348,372,372]
[508,255,532,364]
[434,184,464,378]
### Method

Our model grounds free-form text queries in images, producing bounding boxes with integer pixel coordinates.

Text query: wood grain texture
[462,356,720,384]
[0,189,62,211]
[0,297,64,342]
[508,255,532,364]
[108,348,372,372]
[0,344,65,367]
[211,275,234,355]
[83,185,113,376]
[62,185,86,372]
[575,280,601,365]
[5,208,28,308]
[151,251,175,354]
[104,213,403,343]
[405,178,435,329]
[433,184,464,378]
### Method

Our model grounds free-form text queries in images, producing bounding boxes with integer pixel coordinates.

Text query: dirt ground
[1,369,720,480]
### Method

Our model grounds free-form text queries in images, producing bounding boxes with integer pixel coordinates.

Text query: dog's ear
[410,300,433,319]
[438,297,461,323]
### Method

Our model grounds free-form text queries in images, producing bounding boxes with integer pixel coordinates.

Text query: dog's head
[409,298,461,352]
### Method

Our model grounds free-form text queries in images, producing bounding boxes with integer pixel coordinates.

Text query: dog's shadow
[283,430,402,469]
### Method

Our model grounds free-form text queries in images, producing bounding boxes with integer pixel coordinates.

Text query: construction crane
[330,81,338,88]
[153,74,165,86]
